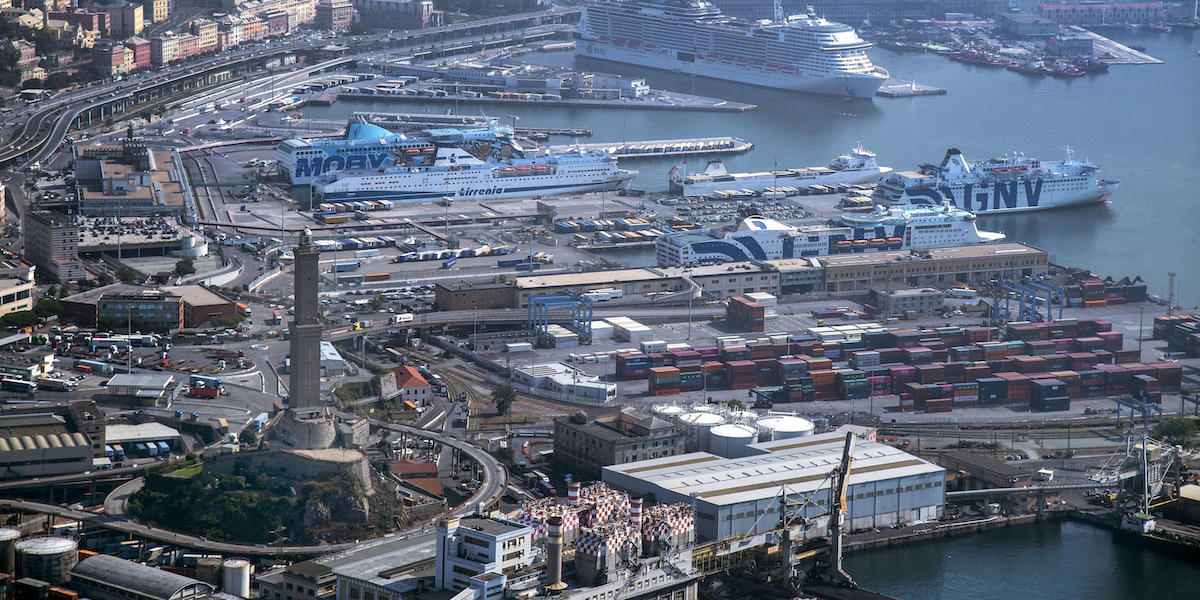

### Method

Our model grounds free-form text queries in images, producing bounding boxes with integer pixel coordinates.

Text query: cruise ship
[668,145,891,196]
[312,125,636,204]
[576,0,889,97]
[654,204,1003,266]
[872,148,1120,214]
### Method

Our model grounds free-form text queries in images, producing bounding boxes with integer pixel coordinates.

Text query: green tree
[33,299,60,318]
[369,292,385,311]
[239,427,259,446]
[492,384,516,416]
[727,398,745,411]
[46,285,57,298]
[1154,417,1197,447]
[1,311,37,328]
[97,273,114,286]
[116,266,140,283]
[20,78,42,89]
[174,259,196,276]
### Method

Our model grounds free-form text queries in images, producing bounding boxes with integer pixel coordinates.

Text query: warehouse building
[70,554,214,600]
[513,363,616,406]
[603,431,945,541]
[104,374,182,407]
[554,407,686,479]
[869,287,946,316]
[0,411,96,478]
[820,243,1048,293]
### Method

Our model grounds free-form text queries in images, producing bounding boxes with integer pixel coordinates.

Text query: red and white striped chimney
[630,497,643,530]
[567,481,581,506]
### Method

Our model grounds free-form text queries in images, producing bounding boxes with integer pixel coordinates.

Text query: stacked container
[1132,375,1161,404]
[648,367,681,396]
[725,361,757,390]
[1031,379,1069,412]
[727,297,766,333]
[836,370,868,399]
[616,353,650,380]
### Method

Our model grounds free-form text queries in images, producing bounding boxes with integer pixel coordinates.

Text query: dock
[875,79,947,98]
[327,90,756,112]
[546,137,752,158]
[356,112,592,137]
[1066,26,1163,65]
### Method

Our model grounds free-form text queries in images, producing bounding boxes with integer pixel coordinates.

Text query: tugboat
[1050,61,1086,77]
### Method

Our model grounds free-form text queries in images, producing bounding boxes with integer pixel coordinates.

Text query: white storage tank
[222,558,254,598]
[16,536,77,584]
[690,404,720,414]
[651,404,685,419]
[708,424,758,458]
[0,527,19,574]
[678,412,726,452]
[755,415,815,442]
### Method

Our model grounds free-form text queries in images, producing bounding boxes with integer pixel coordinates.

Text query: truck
[189,385,220,398]
[332,261,361,272]
[581,288,624,302]
[112,444,124,461]
[75,359,113,374]
[189,374,223,389]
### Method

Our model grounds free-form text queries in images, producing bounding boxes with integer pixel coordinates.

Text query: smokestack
[546,516,568,591]
[630,497,643,530]
[567,481,580,506]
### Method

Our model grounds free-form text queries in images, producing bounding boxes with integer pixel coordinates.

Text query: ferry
[654,204,1004,266]
[312,125,636,204]
[278,120,424,186]
[576,0,889,97]
[668,145,891,196]
[873,148,1120,214]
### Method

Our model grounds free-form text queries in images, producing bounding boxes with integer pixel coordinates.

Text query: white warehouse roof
[105,423,182,445]
[604,431,944,507]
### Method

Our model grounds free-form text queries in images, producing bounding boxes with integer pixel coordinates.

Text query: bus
[37,378,75,392]
[1,379,36,394]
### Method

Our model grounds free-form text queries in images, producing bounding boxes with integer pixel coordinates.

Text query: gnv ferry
[654,204,1003,267]
[312,125,636,204]
[873,148,1119,214]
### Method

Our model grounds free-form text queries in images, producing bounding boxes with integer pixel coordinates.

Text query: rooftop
[105,422,181,444]
[315,532,436,590]
[514,268,662,290]
[107,373,177,390]
[455,517,526,536]
[72,554,213,600]
[605,432,944,507]
[161,284,230,307]
[820,243,1045,268]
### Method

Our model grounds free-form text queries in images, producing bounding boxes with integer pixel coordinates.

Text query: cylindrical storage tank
[222,558,253,598]
[678,412,726,452]
[708,424,758,459]
[0,527,19,574]
[755,415,815,442]
[690,404,719,414]
[651,404,685,420]
[728,410,758,425]
[16,536,77,584]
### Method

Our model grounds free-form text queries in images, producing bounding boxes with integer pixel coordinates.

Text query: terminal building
[603,431,945,541]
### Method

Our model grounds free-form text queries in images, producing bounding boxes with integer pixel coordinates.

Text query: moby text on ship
[576,0,889,97]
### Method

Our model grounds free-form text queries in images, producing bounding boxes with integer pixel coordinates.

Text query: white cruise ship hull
[576,42,887,98]
[316,172,635,204]
[673,167,890,196]
[877,180,1118,214]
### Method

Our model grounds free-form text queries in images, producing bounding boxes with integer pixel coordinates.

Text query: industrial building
[818,243,1049,292]
[0,350,56,381]
[72,140,188,216]
[103,374,182,407]
[553,407,686,479]
[434,280,517,312]
[319,341,345,375]
[104,422,182,453]
[512,363,616,406]
[70,554,214,600]
[435,517,533,592]
[0,413,94,478]
[389,365,430,404]
[98,289,184,332]
[603,431,945,541]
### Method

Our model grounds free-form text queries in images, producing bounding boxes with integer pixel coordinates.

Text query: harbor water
[843,519,1200,600]
[303,29,1200,305]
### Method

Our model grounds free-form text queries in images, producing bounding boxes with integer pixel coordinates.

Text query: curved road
[16,417,511,557]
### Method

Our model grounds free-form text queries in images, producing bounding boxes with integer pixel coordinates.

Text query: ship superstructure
[655,204,1004,266]
[576,0,889,97]
[872,148,1120,213]
[311,124,636,204]
[669,145,891,196]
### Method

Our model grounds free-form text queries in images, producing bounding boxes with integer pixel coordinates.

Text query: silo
[678,412,726,452]
[755,415,815,442]
[651,404,685,420]
[708,424,758,459]
[16,537,77,584]
[222,558,253,598]
[0,527,20,574]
